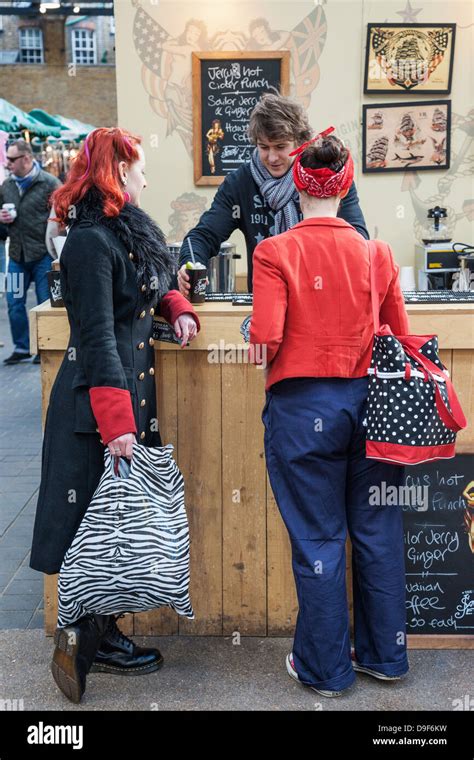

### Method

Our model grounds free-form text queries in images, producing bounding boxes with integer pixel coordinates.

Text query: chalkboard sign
[402,455,474,644]
[192,51,290,185]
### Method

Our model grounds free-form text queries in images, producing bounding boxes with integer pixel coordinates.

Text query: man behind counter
[177,92,369,296]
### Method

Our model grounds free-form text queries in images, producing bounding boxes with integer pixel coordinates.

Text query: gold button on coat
[149,367,155,376]
[149,337,155,346]
[140,399,146,407]
[149,307,155,316]
[129,252,134,260]
[138,372,145,380]
[141,284,146,292]
[137,341,145,350]
[139,310,146,319]
[140,432,146,440]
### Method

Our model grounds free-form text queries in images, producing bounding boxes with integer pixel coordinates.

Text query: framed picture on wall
[362,100,451,173]
[192,51,290,185]
[364,23,456,94]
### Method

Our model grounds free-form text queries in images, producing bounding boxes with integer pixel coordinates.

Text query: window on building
[72,29,97,65]
[19,27,44,64]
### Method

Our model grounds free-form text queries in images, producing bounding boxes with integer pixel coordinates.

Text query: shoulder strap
[401,341,467,432]
[368,239,380,333]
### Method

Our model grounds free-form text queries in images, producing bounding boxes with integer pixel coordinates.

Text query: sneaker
[285,652,346,698]
[351,648,403,681]
[3,351,32,365]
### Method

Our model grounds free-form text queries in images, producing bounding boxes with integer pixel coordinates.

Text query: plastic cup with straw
[185,238,208,302]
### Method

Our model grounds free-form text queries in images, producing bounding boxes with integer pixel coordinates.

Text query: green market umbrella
[0,99,62,137]
[51,115,96,140]
[28,108,64,131]
[30,109,96,140]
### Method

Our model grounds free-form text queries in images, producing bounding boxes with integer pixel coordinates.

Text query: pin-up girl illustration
[206,119,225,174]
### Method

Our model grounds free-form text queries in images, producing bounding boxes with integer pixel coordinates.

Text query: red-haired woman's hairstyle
[51,127,142,225]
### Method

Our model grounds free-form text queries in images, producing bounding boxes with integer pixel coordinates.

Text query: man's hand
[177,264,191,297]
[174,313,198,348]
[0,210,15,224]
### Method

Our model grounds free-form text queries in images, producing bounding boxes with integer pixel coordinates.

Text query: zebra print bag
[57,443,194,627]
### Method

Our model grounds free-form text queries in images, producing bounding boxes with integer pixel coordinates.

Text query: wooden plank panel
[222,364,267,635]
[407,310,473,349]
[177,352,223,634]
[134,350,179,636]
[450,349,474,452]
[40,350,63,636]
[40,352,63,428]
[408,635,474,649]
[44,574,58,636]
[439,349,452,372]
[266,473,298,635]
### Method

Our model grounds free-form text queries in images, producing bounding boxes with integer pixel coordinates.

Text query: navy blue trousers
[263,376,409,691]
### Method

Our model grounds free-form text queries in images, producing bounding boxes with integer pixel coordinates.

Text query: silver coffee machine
[208,242,241,293]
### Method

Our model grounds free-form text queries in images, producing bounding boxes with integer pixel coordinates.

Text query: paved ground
[0,633,472,711]
[0,289,472,713]
[0,288,44,630]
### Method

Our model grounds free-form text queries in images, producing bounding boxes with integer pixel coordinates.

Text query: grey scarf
[249,147,300,235]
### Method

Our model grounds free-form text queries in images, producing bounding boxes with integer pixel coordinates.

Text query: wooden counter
[29,299,474,647]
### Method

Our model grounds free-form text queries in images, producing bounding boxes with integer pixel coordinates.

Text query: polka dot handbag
[365,241,467,465]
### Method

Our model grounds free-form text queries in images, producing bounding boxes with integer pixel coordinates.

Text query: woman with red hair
[29,127,200,703]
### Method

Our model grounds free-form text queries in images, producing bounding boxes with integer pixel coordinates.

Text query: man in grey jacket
[0,139,61,364]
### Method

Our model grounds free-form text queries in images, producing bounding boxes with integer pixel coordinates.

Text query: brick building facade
[0,10,117,127]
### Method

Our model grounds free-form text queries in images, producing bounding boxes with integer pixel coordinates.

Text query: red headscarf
[290,126,354,199]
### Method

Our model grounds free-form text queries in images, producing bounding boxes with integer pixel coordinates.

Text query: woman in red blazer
[250,128,410,697]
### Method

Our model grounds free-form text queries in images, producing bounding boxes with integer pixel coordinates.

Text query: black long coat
[30,193,192,574]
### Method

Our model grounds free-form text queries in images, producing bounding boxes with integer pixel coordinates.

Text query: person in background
[0,139,61,365]
[249,128,410,697]
[0,221,7,286]
[0,222,7,347]
[177,92,368,296]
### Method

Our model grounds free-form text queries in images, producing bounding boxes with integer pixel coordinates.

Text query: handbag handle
[402,343,467,432]
[368,241,467,433]
[368,240,381,333]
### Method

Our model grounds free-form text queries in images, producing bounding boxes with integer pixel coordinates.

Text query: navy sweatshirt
[178,162,369,292]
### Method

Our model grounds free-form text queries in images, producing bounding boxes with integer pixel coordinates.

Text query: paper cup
[399,266,416,291]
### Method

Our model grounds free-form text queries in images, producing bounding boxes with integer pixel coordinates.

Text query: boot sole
[51,627,84,703]
[90,657,164,676]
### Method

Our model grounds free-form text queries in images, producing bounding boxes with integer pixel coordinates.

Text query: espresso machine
[415,206,474,290]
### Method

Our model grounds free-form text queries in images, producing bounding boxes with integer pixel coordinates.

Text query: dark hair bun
[300,134,348,173]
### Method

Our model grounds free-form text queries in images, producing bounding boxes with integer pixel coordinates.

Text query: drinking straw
[188,237,196,266]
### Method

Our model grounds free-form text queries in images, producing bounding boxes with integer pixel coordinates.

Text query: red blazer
[249,217,410,391]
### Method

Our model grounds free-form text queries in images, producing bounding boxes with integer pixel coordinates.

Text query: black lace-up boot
[90,614,164,675]
[51,613,112,703]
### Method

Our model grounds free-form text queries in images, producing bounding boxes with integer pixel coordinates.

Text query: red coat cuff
[160,290,201,332]
[89,387,137,445]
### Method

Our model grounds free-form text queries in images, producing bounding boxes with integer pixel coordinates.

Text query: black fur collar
[72,186,175,302]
